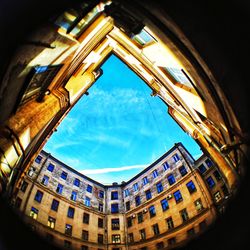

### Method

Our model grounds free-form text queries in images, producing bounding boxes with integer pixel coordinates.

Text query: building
[13,142,229,250]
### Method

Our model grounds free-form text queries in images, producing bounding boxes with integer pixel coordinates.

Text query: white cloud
[80,164,148,175]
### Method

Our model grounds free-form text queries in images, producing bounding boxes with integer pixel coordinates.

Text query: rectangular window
[34,190,43,203]
[140,229,146,240]
[135,195,141,206]
[86,184,93,193]
[186,180,197,194]
[206,176,215,189]
[156,242,164,249]
[30,207,38,219]
[156,182,163,193]
[174,190,183,203]
[168,237,176,245]
[15,197,22,208]
[128,233,134,243]
[127,217,132,227]
[143,176,148,185]
[199,220,207,231]
[214,191,222,203]
[74,178,80,187]
[71,191,77,201]
[65,224,72,236]
[187,228,195,237]
[213,170,222,181]
[145,189,152,200]
[85,197,91,207]
[124,189,130,197]
[56,183,63,194]
[81,246,88,250]
[205,158,213,167]
[180,208,189,222]
[48,216,56,229]
[221,184,229,196]
[20,181,28,192]
[167,174,176,185]
[112,234,121,244]
[125,201,130,211]
[99,203,103,212]
[82,230,89,241]
[28,166,36,177]
[98,218,103,228]
[99,190,104,198]
[149,205,156,218]
[98,234,104,244]
[198,163,207,174]
[152,224,160,235]
[64,240,71,249]
[111,191,119,200]
[137,212,143,223]
[133,183,139,192]
[132,29,154,46]
[173,153,180,162]
[111,218,120,230]
[35,155,42,164]
[161,198,169,211]
[61,171,68,180]
[51,199,59,211]
[163,162,169,171]
[111,203,119,213]
[67,207,75,218]
[166,217,174,229]
[152,169,158,178]
[179,165,187,177]
[83,213,90,224]
[194,198,204,211]
[47,163,54,172]
[41,175,49,186]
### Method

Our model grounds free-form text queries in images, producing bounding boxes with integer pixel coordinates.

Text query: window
[98,234,104,244]
[111,191,118,200]
[180,208,189,222]
[143,176,148,185]
[71,191,77,201]
[166,217,174,229]
[168,237,176,245]
[81,246,88,250]
[179,165,187,176]
[221,184,229,196]
[51,199,59,211]
[20,181,28,192]
[86,184,92,193]
[156,182,163,193]
[206,176,215,189]
[125,201,130,211]
[152,224,160,235]
[41,175,49,186]
[98,218,103,228]
[15,197,22,208]
[111,203,119,213]
[137,212,143,223]
[112,234,121,244]
[132,29,154,46]
[214,191,222,203]
[111,218,120,230]
[34,190,43,203]
[64,240,71,249]
[46,233,54,242]
[67,207,75,218]
[149,205,156,218]
[47,216,56,229]
[140,247,147,250]
[186,180,197,194]
[163,162,169,171]
[156,242,164,249]
[99,190,104,198]
[99,203,103,212]
[198,163,207,174]
[35,155,42,164]
[56,183,63,194]
[174,190,183,203]
[145,189,152,200]
[194,198,204,211]
[167,174,176,185]
[61,171,68,180]
[140,229,146,240]
[28,166,36,177]
[30,207,38,219]
[124,189,130,197]
[187,228,195,237]
[199,220,207,231]
[161,198,169,211]
[205,158,213,167]
[47,163,54,172]
[82,230,89,241]
[74,178,80,187]
[85,197,91,207]
[152,169,158,178]
[133,183,139,192]
[135,195,141,206]
[83,213,90,224]
[128,233,134,243]
[213,170,222,181]
[127,217,132,227]
[172,153,180,162]
[65,224,72,236]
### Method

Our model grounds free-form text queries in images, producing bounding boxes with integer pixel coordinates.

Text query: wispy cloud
[80,164,148,175]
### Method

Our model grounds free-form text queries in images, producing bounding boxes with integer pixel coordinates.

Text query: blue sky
[44,54,202,184]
